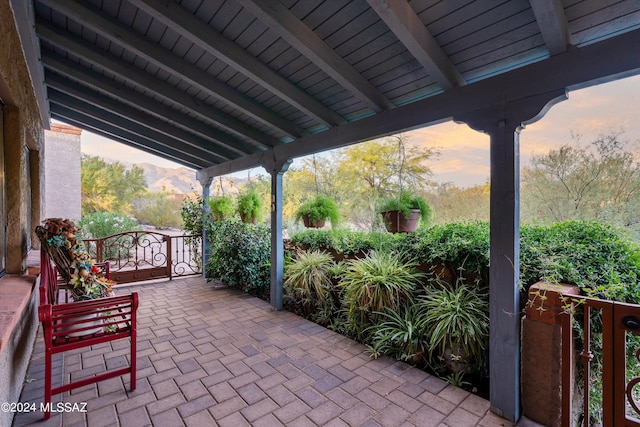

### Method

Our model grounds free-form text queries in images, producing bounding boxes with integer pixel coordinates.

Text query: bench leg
[44,349,52,420]
[130,334,136,391]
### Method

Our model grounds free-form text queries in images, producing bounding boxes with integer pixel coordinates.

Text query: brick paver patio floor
[13,277,516,427]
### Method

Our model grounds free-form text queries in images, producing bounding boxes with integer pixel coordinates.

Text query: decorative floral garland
[37,218,113,301]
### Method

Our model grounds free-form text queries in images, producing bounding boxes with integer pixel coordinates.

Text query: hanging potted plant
[208,195,234,221]
[295,195,340,228]
[379,190,431,233]
[236,189,263,224]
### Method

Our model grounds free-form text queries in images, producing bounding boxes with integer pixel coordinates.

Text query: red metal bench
[38,248,138,420]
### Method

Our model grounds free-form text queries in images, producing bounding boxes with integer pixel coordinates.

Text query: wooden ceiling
[32,0,640,172]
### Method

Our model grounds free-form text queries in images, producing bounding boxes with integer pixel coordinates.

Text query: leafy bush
[78,212,138,239]
[133,191,182,229]
[77,212,139,260]
[205,221,270,298]
[520,220,640,302]
[181,193,206,235]
[291,229,400,256]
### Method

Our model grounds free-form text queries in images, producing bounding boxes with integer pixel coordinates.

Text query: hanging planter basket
[302,214,325,229]
[380,209,421,233]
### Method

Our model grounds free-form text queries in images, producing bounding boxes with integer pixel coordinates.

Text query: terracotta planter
[240,213,257,224]
[302,215,325,228]
[380,209,421,233]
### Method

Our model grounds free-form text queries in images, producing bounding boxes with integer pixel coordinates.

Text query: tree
[133,190,183,229]
[521,130,640,239]
[81,155,147,215]
[425,182,490,224]
[335,135,438,230]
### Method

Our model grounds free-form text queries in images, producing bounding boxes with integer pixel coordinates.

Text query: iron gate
[562,296,640,426]
[83,231,201,284]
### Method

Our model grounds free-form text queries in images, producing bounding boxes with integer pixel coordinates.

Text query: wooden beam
[367,0,465,90]
[36,20,276,149]
[9,0,50,127]
[42,50,257,157]
[530,0,571,55]
[127,0,345,129]
[49,91,224,165]
[45,71,238,161]
[39,0,304,139]
[50,112,206,170]
[236,0,394,112]
[198,27,640,180]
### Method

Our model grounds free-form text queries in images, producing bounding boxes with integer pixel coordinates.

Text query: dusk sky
[80,74,640,188]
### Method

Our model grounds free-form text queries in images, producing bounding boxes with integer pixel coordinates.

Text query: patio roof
[21,0,640,174]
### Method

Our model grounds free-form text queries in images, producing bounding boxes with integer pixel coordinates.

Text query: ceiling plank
[45,71,236,162]
[41,50,255,156]
[48,90,224,165]
[36,20,276,149]
[127,0,345,128]
[236,0,394,112]
[530,0,571,55]
[51,111,207,169]
[198,27,640,179]
[366,0,465,90]
[39,0,304,139]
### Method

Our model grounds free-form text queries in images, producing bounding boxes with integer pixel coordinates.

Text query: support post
[455,90,566,422]
[267,158,292,310]
[199,175,213,279]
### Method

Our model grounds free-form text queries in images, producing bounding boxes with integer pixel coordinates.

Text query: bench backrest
[39,248,58,306]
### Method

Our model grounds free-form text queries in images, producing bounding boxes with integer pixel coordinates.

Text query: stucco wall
[44,124,82,221]
[0,2,46,426]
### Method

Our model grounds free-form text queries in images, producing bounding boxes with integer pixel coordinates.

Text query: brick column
[521,282,580,426]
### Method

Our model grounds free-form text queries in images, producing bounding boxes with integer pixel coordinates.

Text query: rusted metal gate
[562,296,640,426]
[83,232,201,284]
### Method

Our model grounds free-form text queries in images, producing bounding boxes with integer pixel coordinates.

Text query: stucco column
[30,148,42,250]
[267,158,291,310]
[4,106,28,274]
[455,90,566,422]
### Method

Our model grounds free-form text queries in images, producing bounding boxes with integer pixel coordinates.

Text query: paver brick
[14,277,510,427]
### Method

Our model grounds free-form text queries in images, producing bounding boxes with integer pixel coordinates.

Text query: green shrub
[520,220,640,302]
[78,212,139,239]
[133,191,182,229]
[181,193,206,235]
[205,221,270,298]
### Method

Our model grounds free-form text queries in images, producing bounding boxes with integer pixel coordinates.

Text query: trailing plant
[208,195,234,221]
[205,221,270,298]
[295,195,340,227]
[340,251,424,341]
[419,279,489,372]
[237,189,263,223]
[366,301,430,366]
[379,190,431,223]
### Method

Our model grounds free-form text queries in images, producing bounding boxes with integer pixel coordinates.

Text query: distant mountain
[137,163,199,194]
[136,163,247,195]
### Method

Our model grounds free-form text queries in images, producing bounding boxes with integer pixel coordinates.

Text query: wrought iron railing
[83,231,201,284]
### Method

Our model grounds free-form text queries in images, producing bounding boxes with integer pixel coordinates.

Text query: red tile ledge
[0,275,37,355]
